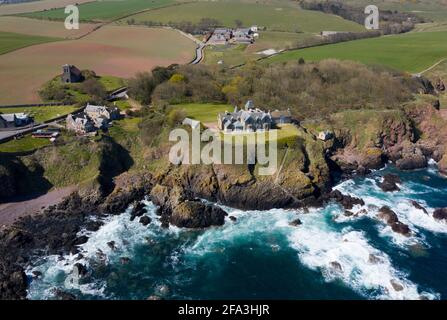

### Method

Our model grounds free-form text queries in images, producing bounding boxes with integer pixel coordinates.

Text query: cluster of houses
[217,100,291,133]
[0,112,32,129]
[66,104,120,134]
[207,26,259,45]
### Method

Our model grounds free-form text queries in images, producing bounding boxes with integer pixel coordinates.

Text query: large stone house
[66,113,96,134]
[61,64,83,83]
[85,104,119,128]
[66,104,120,134]
[217,100,291,133]
[0,113,32,129]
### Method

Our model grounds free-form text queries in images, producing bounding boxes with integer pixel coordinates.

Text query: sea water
[26,163,447,300]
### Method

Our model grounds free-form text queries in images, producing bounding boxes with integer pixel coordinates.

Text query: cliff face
[307,103,447,174]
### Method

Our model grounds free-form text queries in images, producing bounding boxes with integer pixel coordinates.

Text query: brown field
[0,0,93,16]
[0,25,196,104]
[0,16,100,39]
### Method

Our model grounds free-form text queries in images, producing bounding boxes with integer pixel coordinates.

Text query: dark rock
[51,288,77,300]
[139,216,152,226]
[396,147,427,170]
[171,201,227,228]
[229,216,237,222]
[378,174,401,192]
[410,200,428,214]
[377,206,399,225]
[433,208,447,221]
[327,190,365,210]
[289,218,302,226]
[32,270,42,278]
[330,261,343,273]
[120,257,131,265]
[130,201,147,221]
[390,279,404,292]
[368,254,381,264]
[73,235,89,246]
[391,221,411,237]
[107,241,116,250]
[73,263,88,277]
[344,210,354,217]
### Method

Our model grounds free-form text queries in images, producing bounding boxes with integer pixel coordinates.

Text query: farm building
[217,100,290,133]
[61,64,83,83]
[0,113,32,128]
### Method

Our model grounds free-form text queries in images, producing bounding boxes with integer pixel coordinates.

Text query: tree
[128,72,156,105]
[81,78,107,101]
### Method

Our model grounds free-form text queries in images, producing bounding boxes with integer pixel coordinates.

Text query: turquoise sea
[26,162,447,300]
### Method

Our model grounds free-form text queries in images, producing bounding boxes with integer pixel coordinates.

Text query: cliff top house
[217,100,291,133]
[0,113,32,129]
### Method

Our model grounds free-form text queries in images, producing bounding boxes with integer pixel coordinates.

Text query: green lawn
[268,31,447,73]
[127,1,365,33]
[0,135,51,153]
[0,31,59,55]
[173,103,232,123]
[19,0,176,22]
[99,75,126,92]
[0,105,77,123]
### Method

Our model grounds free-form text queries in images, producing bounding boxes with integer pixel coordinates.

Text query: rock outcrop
[378,174,401,192]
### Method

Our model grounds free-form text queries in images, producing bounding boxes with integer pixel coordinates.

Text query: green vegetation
[0,135,51,153]
[268,31,447,73]
[344,0,447,22]
[99,75,126,92]
[126,1,364,33]
[19,0,176,22]
[0,105,77,123]
[0,31,59,55]
[173,103,232,123]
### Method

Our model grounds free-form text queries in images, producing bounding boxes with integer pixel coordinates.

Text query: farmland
[0,16,100,39]
[0,30,59,55]
[19,0,177,22]
[126,1,365,33]
[267,31,447,73]
[344,0,447,22]
[0,25,196,104]
[0,0,93,16]
[0,105,77,123]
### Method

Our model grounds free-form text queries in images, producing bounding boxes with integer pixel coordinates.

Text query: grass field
[98,75,126,91]
[0,105,77,123]
[0,30,59,55]
[126,1,365,33]
[0,25,196,104]
[267,31,447,73]
[0,0,93,16]
[0,16,100,39]
[173,103,232,123]
[0,135,51,153]
[19,0,176,22]
[344,0,447,22]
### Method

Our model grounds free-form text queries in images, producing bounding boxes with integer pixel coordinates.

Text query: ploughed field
[18,0,176,22]
[0,16,100,39]
[0,25,196,105]
[267,31,447,74]
[0,0,93,16]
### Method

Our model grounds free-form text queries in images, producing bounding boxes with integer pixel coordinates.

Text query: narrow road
[414,58,447,76]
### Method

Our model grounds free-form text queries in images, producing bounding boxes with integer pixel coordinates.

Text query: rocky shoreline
[1,97,447,299]
[1,155,445,300]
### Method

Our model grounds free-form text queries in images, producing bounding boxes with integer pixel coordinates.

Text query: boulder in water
[391,221,411,237]
[377,206,399,225]
[139,216,152,226]
[433,208,447,221]
[410,200,428,214]
[390,279,404,292]
[289,218,302,226]
[378,174,401,192]
[229,216,237,222]
[329,261,343,273]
